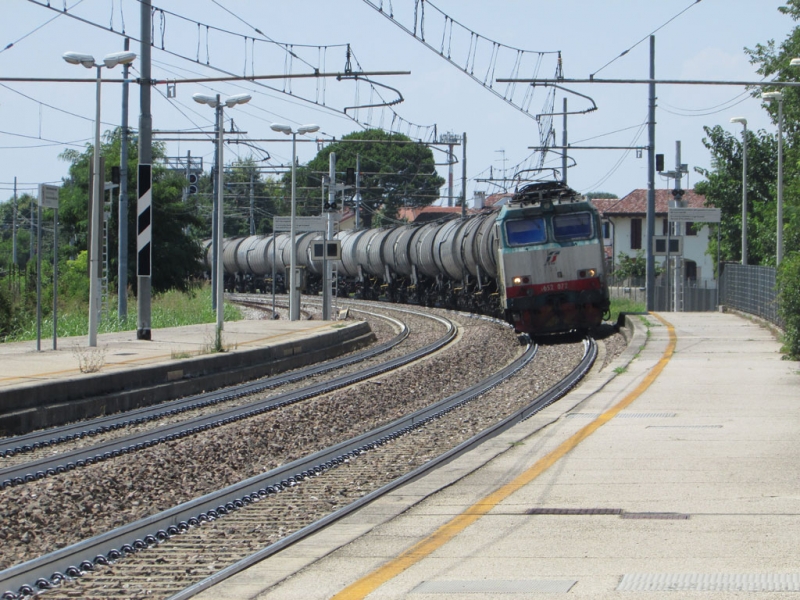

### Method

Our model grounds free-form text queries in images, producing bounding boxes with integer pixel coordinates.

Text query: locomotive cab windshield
[505,217,546,246]
[552,212,594,242]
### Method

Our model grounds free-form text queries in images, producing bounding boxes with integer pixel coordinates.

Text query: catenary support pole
[137,0,152,340]
[461,132,467,220]
[118,37,130,322]
[645,35,657,312]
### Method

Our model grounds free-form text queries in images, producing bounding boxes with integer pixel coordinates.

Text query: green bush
[60,251,90,303]
[777,252,800,359]
[0,285,13,338]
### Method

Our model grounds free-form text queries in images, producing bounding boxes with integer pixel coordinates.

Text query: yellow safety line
[0,322,338,384]
[332,313,676,599]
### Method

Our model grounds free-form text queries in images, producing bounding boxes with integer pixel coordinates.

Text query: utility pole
[562,98,568,184]
[461,132,467,219]
[645,35,657,312]
[12,177,17,269]
[29,186,34,269]
[355,154,361,229]
[663,141,687,312]
[323,152,336,321]
[249,171,255,236]
[447,139,455,207]
[118,37,131,322]
[210,119,220,311]
[137,0,153,340]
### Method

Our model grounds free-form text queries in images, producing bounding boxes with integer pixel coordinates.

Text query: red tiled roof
[396,205,473,223]
[592,189,709,216]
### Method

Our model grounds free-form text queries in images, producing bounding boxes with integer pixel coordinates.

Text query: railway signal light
[187,172,199,195]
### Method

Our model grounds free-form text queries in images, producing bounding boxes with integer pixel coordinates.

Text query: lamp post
[763,91,784,266]
[193,92,252,338]
[730,117,748,265]
[270,123,320,321]
[63,50,136,347]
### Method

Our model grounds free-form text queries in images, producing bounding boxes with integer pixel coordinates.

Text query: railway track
[0,302,593,599]
[0,305,411,472]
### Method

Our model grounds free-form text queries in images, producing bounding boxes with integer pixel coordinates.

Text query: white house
[591,189,716,285]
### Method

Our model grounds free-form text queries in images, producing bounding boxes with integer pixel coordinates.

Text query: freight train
[205,182,610,335]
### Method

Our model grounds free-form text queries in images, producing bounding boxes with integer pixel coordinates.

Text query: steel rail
[0,311,454,490]
[0,308,403,458]
[0,327,550,600]
[173,338,596,600]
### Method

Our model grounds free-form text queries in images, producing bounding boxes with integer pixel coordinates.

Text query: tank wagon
[207,182,610,335]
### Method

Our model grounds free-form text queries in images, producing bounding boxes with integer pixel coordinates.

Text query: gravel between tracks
[0,308,522,570]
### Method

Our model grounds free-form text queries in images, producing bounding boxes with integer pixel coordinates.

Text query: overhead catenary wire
[23,0,438,144]
[590,0,703,78]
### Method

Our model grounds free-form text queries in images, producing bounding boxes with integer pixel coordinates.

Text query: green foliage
[216,158,285,237]
[613,251,648,279]
[608,297,646,324]
[0,193,36,273]
[296,129,445,227]
[0,284,14,338]
[777,251,800,358]
[60,251,90,302]
[585,191,618,200]
[56,128,203,294]
[695,125,778,266]
[0,284,241,342]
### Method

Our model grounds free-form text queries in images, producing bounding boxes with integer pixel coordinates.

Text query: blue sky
[0,0,792,204]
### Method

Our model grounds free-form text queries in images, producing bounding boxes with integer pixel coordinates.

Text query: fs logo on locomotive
[545,250,560,265]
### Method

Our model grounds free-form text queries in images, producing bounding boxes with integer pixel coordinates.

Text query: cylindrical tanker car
[206,182,610,335]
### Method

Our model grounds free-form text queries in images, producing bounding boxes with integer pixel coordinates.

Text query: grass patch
[4,285,243,343]
[608,297,646,323]
[613,365,628,374]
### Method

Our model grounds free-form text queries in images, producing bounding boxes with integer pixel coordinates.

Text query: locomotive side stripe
[137,163,152,277]
[505,277,603,298]
[331,314,677,600]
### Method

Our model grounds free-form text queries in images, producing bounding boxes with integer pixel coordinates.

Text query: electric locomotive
[496,182,610,334]
[206,182,609,336]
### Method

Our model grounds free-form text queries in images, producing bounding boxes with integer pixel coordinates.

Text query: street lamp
[730,117,748,265]
[762,91,784,266]
[63,50,136,347]
[270,122,320,321]
[193,92,251,338]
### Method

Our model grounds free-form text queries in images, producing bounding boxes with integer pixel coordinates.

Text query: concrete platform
[193,312,800,599]
[0,317,375,435]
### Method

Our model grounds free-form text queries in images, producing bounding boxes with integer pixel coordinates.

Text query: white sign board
[273,216,327,233]
[668,207,721,223]
[38,184,60,209]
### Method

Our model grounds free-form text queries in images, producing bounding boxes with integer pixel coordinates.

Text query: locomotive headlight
[578,268,597,278]
[512,275,530,286]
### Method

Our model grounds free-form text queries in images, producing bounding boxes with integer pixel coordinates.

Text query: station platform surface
[0,318,340,391]
[193,311,800,599]
[0,316,373,435]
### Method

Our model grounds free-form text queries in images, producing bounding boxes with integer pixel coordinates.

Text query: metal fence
[608,264,783,328]
[719,264,783,329]
[608,276,718,312]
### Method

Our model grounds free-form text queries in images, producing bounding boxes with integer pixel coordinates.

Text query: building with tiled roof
[592,189,715,284]
[395,205,474,224]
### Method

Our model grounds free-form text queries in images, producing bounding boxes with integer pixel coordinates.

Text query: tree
[58,128,204,294]
[585,191,618,200]
[217,158,285,237]
[742,0,800,261]
[0,193,36,272]
[295,129,445,227]
[696,3,800,268]
[694,125,778,266]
